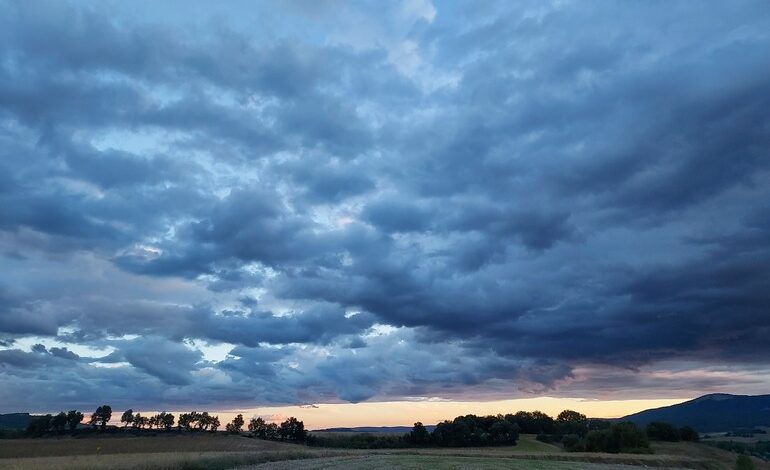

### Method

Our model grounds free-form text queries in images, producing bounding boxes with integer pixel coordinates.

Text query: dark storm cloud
[119,337,203,386]
[362,197,431,233]
[283,159,375,204]
[0,288,59,336]
[1,0,770,410]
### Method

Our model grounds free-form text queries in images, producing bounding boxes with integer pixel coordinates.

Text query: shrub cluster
[645,422,699,442]
[307,432,411,449]
[557,420,700,454]
[583,422,651,454]
[427,415,520,447]
[25,409,86,435]
[245,416,308,442]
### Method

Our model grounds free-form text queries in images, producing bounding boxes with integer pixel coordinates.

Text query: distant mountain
[313,425,436,434]
[0,413,32,430]
[621,393,770,432]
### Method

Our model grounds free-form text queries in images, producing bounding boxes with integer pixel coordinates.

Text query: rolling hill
[622,393,770,432]
[0,413,32,430]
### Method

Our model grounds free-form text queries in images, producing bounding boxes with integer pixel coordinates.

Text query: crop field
[0,434,767,470]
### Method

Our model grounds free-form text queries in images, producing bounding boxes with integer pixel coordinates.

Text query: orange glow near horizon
[132,397,689,430]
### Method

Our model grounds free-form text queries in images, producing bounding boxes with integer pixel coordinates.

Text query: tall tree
[159,412,175,430]
[407,422,431,445]
[51,412,68,433]
[90,405,112,430]
[120,409,134,428]
[178,413,193,431]
[66,410,83,431]
[225,414,245,434]
[279,417,307,441]
[265,422,279,439]
[198,412,211,430]
[557,410,589,437]
[249,417,268,437]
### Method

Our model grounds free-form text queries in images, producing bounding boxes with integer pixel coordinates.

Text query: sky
[1,0,770,426]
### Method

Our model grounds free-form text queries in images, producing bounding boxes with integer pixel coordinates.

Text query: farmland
[0,433,767,470]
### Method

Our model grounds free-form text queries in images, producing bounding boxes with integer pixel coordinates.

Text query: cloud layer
[1,0,770,411]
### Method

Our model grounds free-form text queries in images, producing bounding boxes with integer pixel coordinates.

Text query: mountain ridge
[621,393,770,432]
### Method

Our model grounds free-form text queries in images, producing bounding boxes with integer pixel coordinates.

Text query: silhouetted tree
[196,412,206,430]
[120,409,134,428]
[89,405,112,430]
[406,422,431,445]
[132,413,142,429]
[249,417,269,438]
[178,412,193,431]
[489,418,519,444]
[506,410,556,434]
[210,416,220,432]
[265,422,279,439]
[51,412,68,433]
[226,414,244,433]
[66,410,83,431]
[159,412,175,430]
[557,410,589,437]
[432,415,518,447]
[279,417,307,441]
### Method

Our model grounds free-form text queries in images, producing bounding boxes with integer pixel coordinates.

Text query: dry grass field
[0,434,299,458]
[0,433,766,470]
[244,454,692,470]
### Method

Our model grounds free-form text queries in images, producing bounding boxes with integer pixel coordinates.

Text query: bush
[735,454,755,470]
[431,415,518,447]
[646,421,680,441]
[585,422,650,454]
[679,426,699,442]
[562,434,584,452]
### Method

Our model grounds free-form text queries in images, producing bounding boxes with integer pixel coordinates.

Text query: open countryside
[2,1,770,469]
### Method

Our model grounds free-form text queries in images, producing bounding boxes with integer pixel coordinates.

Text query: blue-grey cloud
[1,0,770,411]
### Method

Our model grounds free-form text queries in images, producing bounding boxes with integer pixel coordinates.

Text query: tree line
[22,404,700,454]
[409,415,519,447]
[24,405,307,442]
[402,410,599,449]
[522,410,699,454]
[308,409,700,452]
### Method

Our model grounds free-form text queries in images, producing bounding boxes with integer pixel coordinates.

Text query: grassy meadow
[0,433,767,470]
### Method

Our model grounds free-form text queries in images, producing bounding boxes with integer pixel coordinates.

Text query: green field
[0,434,766,470]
